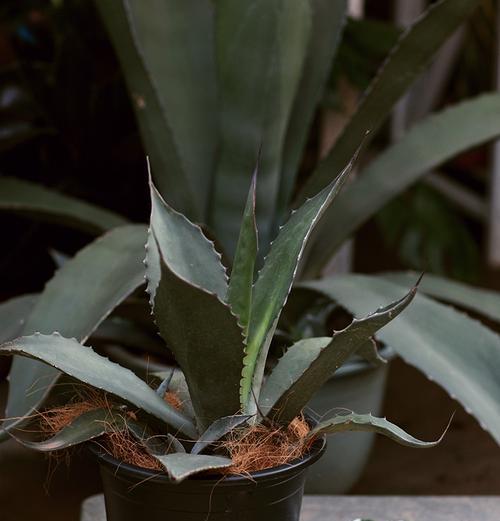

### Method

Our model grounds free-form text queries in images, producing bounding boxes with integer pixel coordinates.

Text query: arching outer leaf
[305,93,500,276]
[227,174,258,334]
[241,161,353,412]
[0,177,127,234]
[303,274,500,445]
[4,225,148,438]
[298,0,480,200]
[191,415,252,455]
[148,179,227,301]
[0,334,197,439]
[0,295,37,344]
[152,453,233,483]
[307,413,444,448]
[150,254,245,432]
[260,286,415,424]
[20,408,124,452]
[382,271,500,325]
[276,0,347,220]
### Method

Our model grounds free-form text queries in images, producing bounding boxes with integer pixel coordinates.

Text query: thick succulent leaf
[150,251,245,432]
[357,338,387,367]
[227,173,258,333]
[191,415,252,455]
[152,369,195,420]
[0,334,197,439]
[307,413,444,448]
[303,274,500,445]
[148,179,227,301]
[20,408,123,452]
[123,0,217,219]
[0,294,37,344]
[127,419,186,455]
[382,271,500,325]
[0,177,126,234]
[305,93,500,275]
[260,286,415,423]
[146,183,242,430]
[96,2,200,219]
[151,453,232,482]
[212,0,311,255]
[298,0,480,200]
[241,160,353,412]
[276,0,347,219]
[4,225,148,437]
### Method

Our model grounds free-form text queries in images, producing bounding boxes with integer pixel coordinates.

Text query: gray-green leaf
[1,333,197,439]
[307,412,445,448]
[151,453,233,482]
[191,414,252,455]
[149,240,244,431]
[298,0,480,200]
[20,408,123,452]
[304,274,500,445]
[260,286,415,423]
[228,173,258,334]
[382,271,500,325]
[0,294,37,344]
[357,338,387,367]
[4,225,147,438]
[241,159,354,411]
[148,178,227,301]
[276,0,347,221]
[0,177,127,234]
[305,93,500,275]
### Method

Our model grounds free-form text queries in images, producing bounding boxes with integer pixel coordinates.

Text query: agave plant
[0,168,443,479]
[3,0,500,457]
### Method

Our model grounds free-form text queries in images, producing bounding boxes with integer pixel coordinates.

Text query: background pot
[90,437,326,521]
[305,349,393,494]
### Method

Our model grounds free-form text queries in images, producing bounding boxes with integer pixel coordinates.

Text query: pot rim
[89,434,326,485]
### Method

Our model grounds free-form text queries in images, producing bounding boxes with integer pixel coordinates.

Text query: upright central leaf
[227,174,258,334]
[240,162,353,411]
[147,182,245,431]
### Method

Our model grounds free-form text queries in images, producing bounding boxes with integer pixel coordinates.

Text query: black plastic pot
[90,437,326,521]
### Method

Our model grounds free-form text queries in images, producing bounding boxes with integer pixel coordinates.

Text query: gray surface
[81,494,500,521]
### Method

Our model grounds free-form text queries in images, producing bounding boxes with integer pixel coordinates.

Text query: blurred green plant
[4,0,500,455]
[377,185,480,281]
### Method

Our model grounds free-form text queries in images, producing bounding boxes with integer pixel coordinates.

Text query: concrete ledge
[81,494,500,520]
